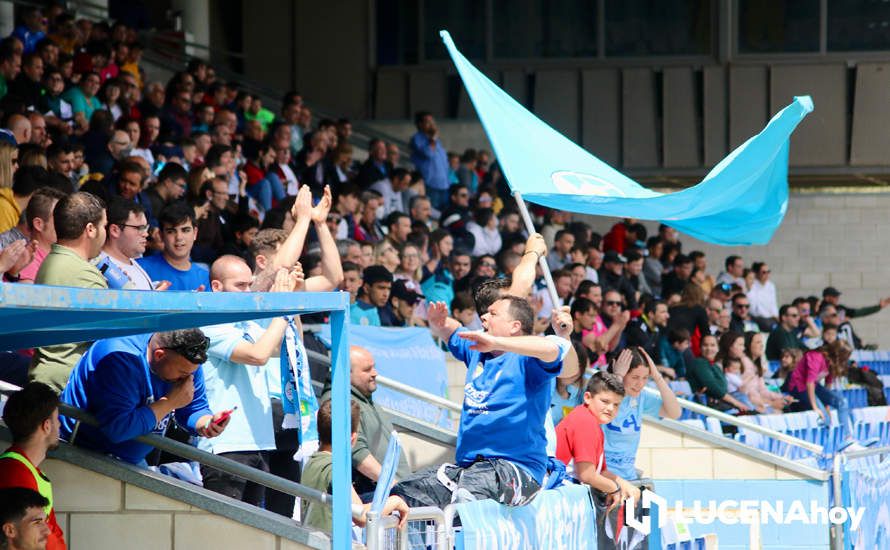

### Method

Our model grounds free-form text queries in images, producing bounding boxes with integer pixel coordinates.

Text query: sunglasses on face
[605,300,622,307]
[164,336,210,364]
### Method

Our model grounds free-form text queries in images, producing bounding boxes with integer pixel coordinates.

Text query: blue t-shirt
[449,328,569,484]
[198,321,276,454]
[550,381,584,425]
[421,267,454,310]
[60,333,212,464]
[137,254,210,291]
[350,300,381,326]
[603,391,663,480]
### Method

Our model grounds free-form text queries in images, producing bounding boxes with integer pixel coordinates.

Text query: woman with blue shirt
[604,347,682,482]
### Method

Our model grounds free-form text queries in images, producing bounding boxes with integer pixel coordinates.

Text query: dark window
[828,1,890,51]
[605,0,713,56]
[493,0,597,58]
[738,0,820,53]
[423,1,486,60]
[376,0,419,65]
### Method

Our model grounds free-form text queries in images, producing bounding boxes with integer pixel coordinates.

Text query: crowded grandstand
[1,3,889,550]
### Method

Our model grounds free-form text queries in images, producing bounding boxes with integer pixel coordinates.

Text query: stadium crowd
[0,6,889,546]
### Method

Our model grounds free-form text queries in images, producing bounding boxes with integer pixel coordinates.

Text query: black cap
[390,279,424,305]
[363,265,393,285]
[603,251,627,264]
[823,286,841,298]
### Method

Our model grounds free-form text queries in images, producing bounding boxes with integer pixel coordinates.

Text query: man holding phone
[59,328,229,466]
[197,254,303,506]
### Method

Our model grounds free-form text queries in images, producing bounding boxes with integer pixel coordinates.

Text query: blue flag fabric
[440,31,813,246]
[370,430,402,514]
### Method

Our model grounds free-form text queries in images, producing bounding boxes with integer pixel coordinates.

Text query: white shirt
[98,251,154,290]
[467,222,502,257]
[747,279,778,319]
[131,147,155,168]
[370,179,405,216]
[278,163,299,196]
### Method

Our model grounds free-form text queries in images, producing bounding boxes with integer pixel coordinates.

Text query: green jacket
[320,384,412,482]
[301,450,333,531]
[30,244,108,392]
[765,326,805,360]
[686,358,728,401]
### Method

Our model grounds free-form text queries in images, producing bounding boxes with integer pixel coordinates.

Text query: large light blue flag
[440,31,813,246]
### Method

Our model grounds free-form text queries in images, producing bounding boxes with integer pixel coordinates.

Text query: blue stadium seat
[842,388,868,409]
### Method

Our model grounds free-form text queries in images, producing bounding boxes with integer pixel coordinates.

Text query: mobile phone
[213,406,238,425]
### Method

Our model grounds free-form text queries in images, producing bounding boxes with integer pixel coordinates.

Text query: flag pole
[513,191,562,312]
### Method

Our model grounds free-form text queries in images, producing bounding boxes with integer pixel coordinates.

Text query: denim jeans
[786,383,852,439]
[247,172,286,211]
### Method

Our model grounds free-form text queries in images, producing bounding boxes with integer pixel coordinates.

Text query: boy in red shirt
[555,371,640,509]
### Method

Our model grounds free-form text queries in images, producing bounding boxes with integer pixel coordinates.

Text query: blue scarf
[280,316,320,462]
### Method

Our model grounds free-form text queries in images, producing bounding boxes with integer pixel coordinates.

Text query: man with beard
[0,383,68,550]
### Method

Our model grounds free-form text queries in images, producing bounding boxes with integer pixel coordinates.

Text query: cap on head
[603,251,627,264]
[390,279,424,305]
[822,286,841,298]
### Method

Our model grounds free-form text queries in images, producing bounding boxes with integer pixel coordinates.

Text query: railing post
[330,305,352,550]
[365,510,380,550]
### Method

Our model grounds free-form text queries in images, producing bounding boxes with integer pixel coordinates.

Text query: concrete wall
[637,418,812,481]
[40,458,318,550]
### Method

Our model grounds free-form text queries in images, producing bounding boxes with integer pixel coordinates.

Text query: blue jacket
[60,333,212,464]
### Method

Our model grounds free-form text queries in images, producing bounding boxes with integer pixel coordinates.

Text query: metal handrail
[648,387,824,453]
[307,345,823,454]
[840,444,890,460]
[305,348,461,414]
[376,375,462,414]
[0,385,364,522]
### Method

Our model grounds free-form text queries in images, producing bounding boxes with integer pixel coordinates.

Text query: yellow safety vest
[0,451,53,515]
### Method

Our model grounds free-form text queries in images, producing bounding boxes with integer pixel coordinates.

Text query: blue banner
[319,325,451,428]
[455,484,597,549]
[440,31,813,246]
